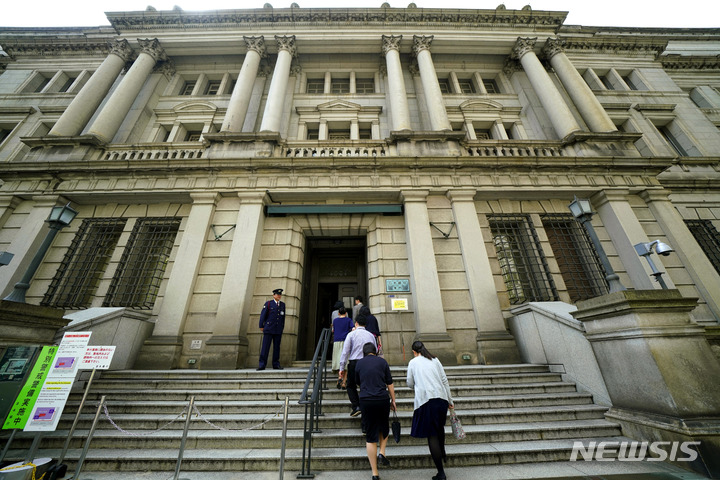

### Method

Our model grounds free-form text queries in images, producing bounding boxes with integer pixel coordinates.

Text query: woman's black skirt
[410,397,449,438]
[359,397,391,443]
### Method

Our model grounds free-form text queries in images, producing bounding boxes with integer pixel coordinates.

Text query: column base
[414,332,457,366]
[198,335,249,370]
[476,331,521,365]
[605,407,720,477]
[133,335,183,369]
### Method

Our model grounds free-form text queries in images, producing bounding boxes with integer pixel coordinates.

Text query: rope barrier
[103,403,188,436]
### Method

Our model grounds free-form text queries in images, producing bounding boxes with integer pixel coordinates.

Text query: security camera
[654,241,674,256]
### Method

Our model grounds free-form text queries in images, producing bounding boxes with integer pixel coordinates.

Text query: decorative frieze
[559,36,668,56]
[661,54,720,70]
[0,41,109,58]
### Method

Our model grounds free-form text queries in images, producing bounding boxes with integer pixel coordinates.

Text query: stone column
[511,37,581,139]
[135,193,219,369]
[0,196,66,298]
[447,190,520,364]
[401,190,455,364]
[542,39,616,133]
[640,189,720,323]
[259,35,296,133]
[49,40,134,137]
[382,35,412,131]
[202,192,267,369]
[592,190,674,290]
[573,290,720,477]
[221,36,266,133]
[86,39,167,143]
[413,36,452,131]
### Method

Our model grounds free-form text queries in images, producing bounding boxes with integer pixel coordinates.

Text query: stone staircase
[2,364,630,475]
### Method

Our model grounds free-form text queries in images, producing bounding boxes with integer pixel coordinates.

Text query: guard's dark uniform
[258,291,285,370]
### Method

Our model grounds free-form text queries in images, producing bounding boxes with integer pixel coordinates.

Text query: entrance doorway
[297,237,367,360]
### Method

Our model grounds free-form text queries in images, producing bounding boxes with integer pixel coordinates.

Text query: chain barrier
[192,403,286,432]
[0,461,45,480]
[102,401,286,436]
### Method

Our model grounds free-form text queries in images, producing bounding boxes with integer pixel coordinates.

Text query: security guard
[257,288,285,370]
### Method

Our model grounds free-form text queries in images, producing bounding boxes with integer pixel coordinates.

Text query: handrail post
[0,429,16,463]
[59,368,97,465]
[72,395,106,479]
[172,396,195,480]
[279,396,290,480]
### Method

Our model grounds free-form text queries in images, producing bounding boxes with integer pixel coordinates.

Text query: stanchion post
[23,433,43,463]
[279,396,289,480]
[172,396,195,480]
[58,368,97,465]
[0,429,17,463]
[72,395,105,480]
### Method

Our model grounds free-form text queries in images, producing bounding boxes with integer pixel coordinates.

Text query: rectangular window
[437,79,451,94]
[104,217,180,309]
[0,124,16,144]
[59,77,77,93]
[185,130,202,142]
[475,128,491,140]
[204,81,221,95]
[483,79,499,94]
[622,75,638,90]
[488,214,558,305]
[458,80,475,94]
[328,129,350,139]
[34,77,51,93]
[659,126,688,156]
[331,79,350,94]
[541,214,609,302]
[355,78,375,94]
[359,128,372,140]
[307,128,319,140]
[42,218,127,308]
[306,79,325,94]
[685,220,720,275]
[181,81,196,95]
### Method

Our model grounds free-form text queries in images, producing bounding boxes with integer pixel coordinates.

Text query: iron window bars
[685,219,720,275]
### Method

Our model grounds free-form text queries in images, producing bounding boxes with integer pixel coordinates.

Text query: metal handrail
[297,327,332,479]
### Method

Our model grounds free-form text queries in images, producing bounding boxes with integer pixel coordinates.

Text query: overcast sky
[1,0,719,29]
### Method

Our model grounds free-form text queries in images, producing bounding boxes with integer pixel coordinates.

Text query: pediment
[317,100,362,112]
[459,99,503,112]
[173,101,218,114]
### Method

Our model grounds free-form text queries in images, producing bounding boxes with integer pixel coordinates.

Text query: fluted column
[49,40,134,137]
[381,35,412,131]
[447,190,520,364]
[259,35,296,133]
[543,39,616,133]
[511,37,581,139]
[402,190,456,364]
[221,36,266,133]
[413,35,452,131]
[86,38,167,143]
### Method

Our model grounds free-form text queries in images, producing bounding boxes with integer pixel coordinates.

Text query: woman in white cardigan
[406,341,454,480]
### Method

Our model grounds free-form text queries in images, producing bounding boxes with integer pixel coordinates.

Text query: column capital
[590,189,630,208]
[446,189,477,203]
[189,192,221,205]
[401,190,429,203]
[108,39,134,62]
[412,35,434,57]
[237,191,268,204]
[0,196,23,210]
[542,38,566,60]
[244,36,267,58]
[511,37,537,60]
[638,188,672,204]
[382,35,403,56]
[137,38,168,62]
[275,35,297,57]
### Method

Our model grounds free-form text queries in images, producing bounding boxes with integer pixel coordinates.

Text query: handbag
[449,406,465,440]
[391,409,401,443]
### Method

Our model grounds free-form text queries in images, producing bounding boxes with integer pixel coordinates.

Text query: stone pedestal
[572,289,720,477]
[0,300,69,345]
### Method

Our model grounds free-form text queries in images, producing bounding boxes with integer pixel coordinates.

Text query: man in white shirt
[339,315,376,417]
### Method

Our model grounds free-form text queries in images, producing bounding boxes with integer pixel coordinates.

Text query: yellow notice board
[390,298,409,311]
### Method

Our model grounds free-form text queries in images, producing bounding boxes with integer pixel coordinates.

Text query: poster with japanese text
[2,346,57,430]
[79,346,116,370]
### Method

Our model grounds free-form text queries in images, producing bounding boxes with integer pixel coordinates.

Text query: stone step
[7,419,622,451]
[2,437,632,472]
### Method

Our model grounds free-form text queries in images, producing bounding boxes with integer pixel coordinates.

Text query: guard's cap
[272,288,284,295]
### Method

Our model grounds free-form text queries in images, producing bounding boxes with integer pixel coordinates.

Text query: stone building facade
[0,4,719,370]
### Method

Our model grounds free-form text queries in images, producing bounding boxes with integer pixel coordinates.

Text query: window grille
[307,128,319,140]
[483,79,499,94]
[685,220,720,275]
[307,79,325,94]
[185,131,202,142]
[438,79,451,94]
[458,80,475,94]
[104,217,180,309]
[42,218,126,308]
[355,79,375,94]
[331,79,350,94]
[488,214,558,305]
[181,81,196,95]
[359,129,372,139]
[541,214,608,302]
[205,81,221,95]
[475,129,491,140]
[328,129,350,139]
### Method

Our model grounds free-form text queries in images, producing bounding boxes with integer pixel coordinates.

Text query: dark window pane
[685,220,720,275]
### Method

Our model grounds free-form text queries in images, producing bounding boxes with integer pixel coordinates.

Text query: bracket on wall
[429,222,455,239]
[211,224,236,241]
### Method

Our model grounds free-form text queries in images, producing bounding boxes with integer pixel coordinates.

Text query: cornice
[661,54,720,70]
[557,36,668,57]
[0,41,110,58]
[106,7,567,32]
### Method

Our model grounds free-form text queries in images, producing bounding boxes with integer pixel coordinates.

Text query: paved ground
[63,460,708,480]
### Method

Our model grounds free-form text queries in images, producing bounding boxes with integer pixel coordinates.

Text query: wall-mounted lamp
[568,196,626,294]
[4,203,78,303]
[634,240,674,289]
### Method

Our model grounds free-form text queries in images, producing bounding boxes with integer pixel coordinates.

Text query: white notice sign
[80,346,116,370]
